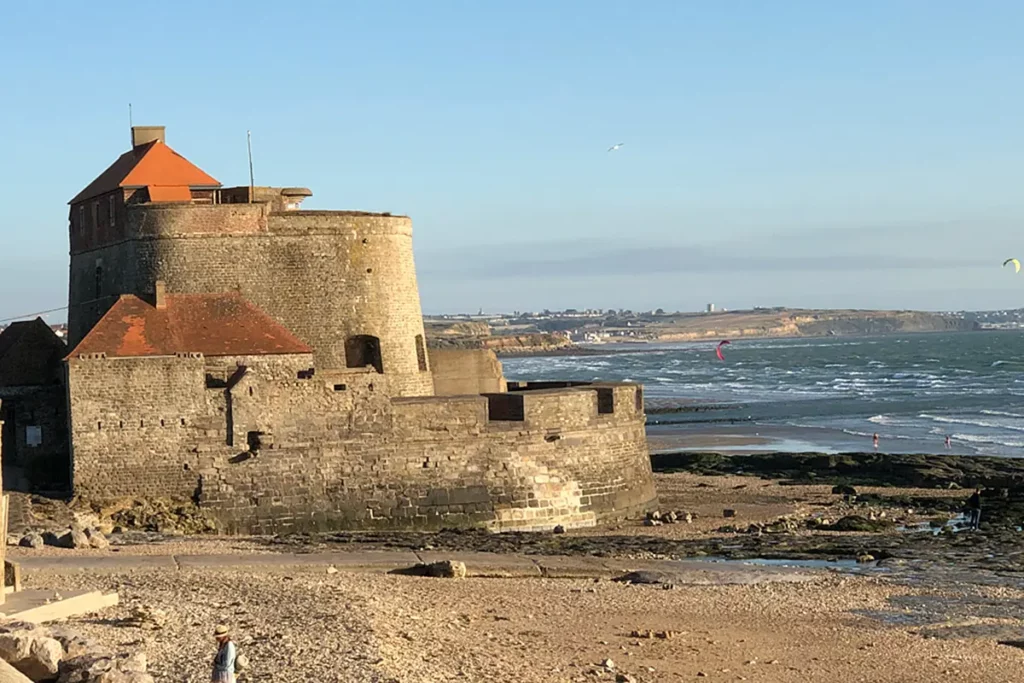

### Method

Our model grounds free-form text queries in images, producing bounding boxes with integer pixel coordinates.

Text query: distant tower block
[706,303,715,313]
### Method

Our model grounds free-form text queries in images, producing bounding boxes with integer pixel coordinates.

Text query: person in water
[872,433,879,450]
[945,435,952,450]
[966,488,982,531]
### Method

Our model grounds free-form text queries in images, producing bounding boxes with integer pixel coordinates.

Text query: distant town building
[706,303,715,313]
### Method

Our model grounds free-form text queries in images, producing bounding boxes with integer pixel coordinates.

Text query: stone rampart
[66,354,656,532]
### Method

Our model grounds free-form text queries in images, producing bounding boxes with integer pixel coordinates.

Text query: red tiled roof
[67,293,311,359]
[69,141,220,205]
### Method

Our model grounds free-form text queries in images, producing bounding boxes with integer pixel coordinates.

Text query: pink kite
[715,340,731,361]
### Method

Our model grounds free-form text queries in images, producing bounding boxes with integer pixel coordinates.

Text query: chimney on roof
[155,280,167,310]
[132,126,165,148]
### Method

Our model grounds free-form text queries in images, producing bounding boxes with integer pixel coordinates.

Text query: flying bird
[607,143,624,152]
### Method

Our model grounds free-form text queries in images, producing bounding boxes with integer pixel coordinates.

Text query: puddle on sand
[695,556,874,570]
[896,513,970,535]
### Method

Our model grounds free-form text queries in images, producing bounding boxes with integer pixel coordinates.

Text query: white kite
[607,143,624,152]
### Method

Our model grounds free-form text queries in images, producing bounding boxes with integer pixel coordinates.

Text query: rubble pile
[0,621,152,683]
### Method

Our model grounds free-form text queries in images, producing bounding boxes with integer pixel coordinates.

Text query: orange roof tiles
[69,141,220,205]
[68,293,311,359]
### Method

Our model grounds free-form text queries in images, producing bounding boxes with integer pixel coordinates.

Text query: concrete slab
[415,551,541,577]
[0,589,119,623]
[15,555,177,571]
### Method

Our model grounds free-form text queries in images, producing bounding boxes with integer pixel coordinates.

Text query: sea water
[501,331,1024,457]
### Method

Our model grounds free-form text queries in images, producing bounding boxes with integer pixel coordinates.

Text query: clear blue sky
[1,1,1022,319]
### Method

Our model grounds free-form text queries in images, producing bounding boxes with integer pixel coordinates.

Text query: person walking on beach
[966,488,982,531]
[872,433,879,451]
[212,625,237,682]
[945,435,952,450]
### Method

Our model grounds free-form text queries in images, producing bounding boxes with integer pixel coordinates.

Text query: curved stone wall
[69,205,433,397]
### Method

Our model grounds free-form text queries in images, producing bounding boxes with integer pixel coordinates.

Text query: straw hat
[213,625,230,638]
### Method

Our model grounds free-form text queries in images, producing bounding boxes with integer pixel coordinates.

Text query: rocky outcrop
[0,622,152,683]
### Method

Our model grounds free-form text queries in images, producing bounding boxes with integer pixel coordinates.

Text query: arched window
[345,335,383,373]
[415,334,428,371]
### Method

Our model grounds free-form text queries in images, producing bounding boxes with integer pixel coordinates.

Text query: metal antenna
[246,130,255,202]
[128,103,133,144]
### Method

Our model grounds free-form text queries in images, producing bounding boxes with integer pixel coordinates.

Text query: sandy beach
[12,467,1024,682]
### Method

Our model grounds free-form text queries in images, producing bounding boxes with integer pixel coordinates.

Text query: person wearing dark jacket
[966,488,982,531]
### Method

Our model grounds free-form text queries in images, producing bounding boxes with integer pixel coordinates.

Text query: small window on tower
[78,206,85,232]
[108,195,116,227]
[415,334,428,371]
[95,265,102,298]
[91,202,99,232]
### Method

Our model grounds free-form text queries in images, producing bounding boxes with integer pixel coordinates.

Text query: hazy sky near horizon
[1,1,1023,320]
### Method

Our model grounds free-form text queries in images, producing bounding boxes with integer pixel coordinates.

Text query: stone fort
[0,126,656,533]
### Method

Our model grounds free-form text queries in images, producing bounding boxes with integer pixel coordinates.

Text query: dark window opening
[366,268,373,273]
[596,388,615,414]
[248,386,253,396]
[160,419,165,427]
[333,384,347,391]
[486,394,525,422]
[180,418,186,426]
[94,266,102,298]
[345,335,383,373]
[635,387,644,413]
[97,422,102,430]
[415,334,428,371]
[367,383,374,392]
[246,430,264,452]
[297,368,315,379]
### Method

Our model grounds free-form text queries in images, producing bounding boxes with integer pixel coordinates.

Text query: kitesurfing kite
[716,340,731,361]
[607,143,624,152]
[1004,258,1021,274]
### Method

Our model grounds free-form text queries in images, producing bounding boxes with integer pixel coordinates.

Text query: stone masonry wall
[198,384,655,533]
[430,349,507,396]
[68,205,434,397]
[66,352,655,532]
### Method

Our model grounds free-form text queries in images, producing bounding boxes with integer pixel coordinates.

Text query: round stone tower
[66,129,434,397]
[70,202,435,397]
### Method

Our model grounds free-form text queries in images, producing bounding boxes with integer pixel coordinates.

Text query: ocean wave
[981,409,1024,418]
[918,413,1024,434]
[950,433,1024,449]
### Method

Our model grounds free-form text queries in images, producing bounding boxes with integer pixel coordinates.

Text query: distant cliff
[425,321,576,356]
[652,309,978,342]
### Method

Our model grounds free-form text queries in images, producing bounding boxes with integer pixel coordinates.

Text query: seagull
[607,143,624,152]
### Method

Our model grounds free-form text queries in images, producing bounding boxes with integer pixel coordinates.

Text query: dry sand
[25,565,1024,682]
